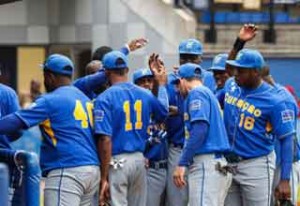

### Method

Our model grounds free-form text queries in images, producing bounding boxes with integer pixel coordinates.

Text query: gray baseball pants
[224,152,275,206]
[188,154,232,206]
[44,165,100,206]
[109,152,147,206]
[166,145,188,206]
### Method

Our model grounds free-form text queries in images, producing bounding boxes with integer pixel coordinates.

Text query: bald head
[85,60,102,75]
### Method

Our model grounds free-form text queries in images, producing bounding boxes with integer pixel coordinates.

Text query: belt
[225,153,249,163]
[169,142,184,149]
[149,160,167,169]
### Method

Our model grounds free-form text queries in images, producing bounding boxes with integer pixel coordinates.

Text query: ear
[47,72,56,83]
[124,68,129,74]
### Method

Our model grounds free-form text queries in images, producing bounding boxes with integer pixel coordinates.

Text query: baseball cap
[226,49,265,69]
[178,39,203,55]
[210,53,228,71]
[174,63,202,82]
[102,51,128,70]
[42,54,74,76]
[133,68,153,83]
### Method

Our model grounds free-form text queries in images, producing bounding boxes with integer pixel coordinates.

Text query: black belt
[149,161,167,169]
[225,153,250,163]
[169,142,184,149]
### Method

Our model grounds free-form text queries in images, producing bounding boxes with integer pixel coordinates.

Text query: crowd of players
[0,24,299,206]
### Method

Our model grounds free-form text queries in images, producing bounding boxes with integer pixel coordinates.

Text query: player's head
[42,54,74,92]
[178,39,203,65]
[133,68,154,90]
[85,60,102,75]
[210,53,229,89]
[226,49,265,88]
[173,63,202,98]
[103,51,129,85]
[92,46,113,61]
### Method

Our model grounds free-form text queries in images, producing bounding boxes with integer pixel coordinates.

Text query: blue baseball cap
[171,63,202,84]
[210,53,228,71]
[133,68,153,83]
[102,51,128,70]
[226,49,265,69]
[42,54,74,76]
[179,39,203,55]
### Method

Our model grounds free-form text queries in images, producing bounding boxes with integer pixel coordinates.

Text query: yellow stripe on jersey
[40,119,57,146]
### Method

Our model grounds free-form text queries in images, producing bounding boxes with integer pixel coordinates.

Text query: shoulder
[0,83,18,98]
[190,85,212,97]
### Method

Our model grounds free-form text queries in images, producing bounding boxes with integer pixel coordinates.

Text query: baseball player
[132,68,168,206]
[0,83,24,206]
[0,54,100,206]
[166,38,216,206]
[261,66,300,205]
[94,51,168,206]
[172,63,231,206]
[209,53,229,109]
[0,85,22,149]
[224,49,295,206]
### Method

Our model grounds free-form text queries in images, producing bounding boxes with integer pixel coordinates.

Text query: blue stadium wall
[201,58,300,96]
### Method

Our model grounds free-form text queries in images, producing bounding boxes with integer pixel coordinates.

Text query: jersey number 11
[123,100,143,131]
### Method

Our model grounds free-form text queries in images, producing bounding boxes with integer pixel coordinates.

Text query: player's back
[95,82,166,155]
[19,86,99,175]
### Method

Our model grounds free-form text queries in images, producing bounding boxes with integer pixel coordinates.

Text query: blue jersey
[0,84,20,148]
[273,84,300,164]
[184,85,230,154]
[165,76,185,145]
[224,81,295,158]
[94,82,168,156]
[202,70,216,92]
[144,120,168,161]
[15,86,99,175]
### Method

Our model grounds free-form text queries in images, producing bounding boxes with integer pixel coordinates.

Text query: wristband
[233,38,246,51]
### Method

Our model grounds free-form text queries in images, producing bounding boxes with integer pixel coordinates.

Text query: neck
[243,78,263,91]
[110,75,128,85]
[53,78,71,90]
[187,79,202,91]
[251,78,262,89]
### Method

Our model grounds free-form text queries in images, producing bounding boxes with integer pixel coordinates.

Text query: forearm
[0,114,25,136]
[178,121,208,166]
[97,135,112,180]
[157,86,169,110]
[280,134,293,180]
[75,70,107,93]
[228,37,246,60]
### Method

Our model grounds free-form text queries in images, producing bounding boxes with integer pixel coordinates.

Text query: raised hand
[148,53,167,86]
[238,24,257,42]
[128,38,148,52]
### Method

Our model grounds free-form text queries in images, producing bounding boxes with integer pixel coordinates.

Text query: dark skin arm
[226,24,258,76]
[96,134,112,206]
